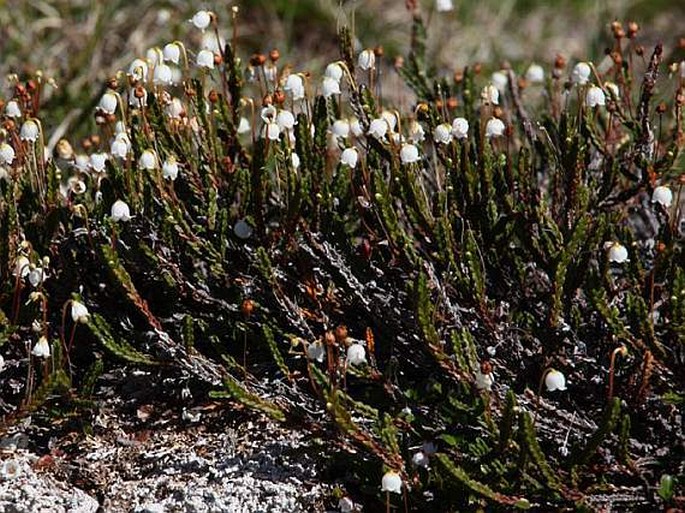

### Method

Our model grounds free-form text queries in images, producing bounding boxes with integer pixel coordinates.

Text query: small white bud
[162,158,179,181]
[525,63,545,83]
[32,336,51,358]
[485,118,506,138]
[111,200,131,222]
[20,120,40,143]
[163,43,181,64]
[652,185,673,208]
[400,143,420,165]
[381,471,402,494]
[70,300,90,324]
[408,120,425,143]
[138,149,157,170]
[585,86,606,108]
[481,84,499,105]
[605,241,628,264]
[191,10,212,31]
[433,123,453,144]
[451,117,469,139]
[358,49,376,71]
[196,50,215,69]
[544,369,567,392]
[346,343,367,366]
[491,71,508,92]
[306,341,325,363]
[340,147,359,168]
[572,62,592,85]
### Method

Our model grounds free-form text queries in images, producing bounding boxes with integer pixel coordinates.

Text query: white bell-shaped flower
[322,76,341,98]
[14,256,30,278]
[291,152,300,170]
[196,50,215,69]
[652,185,673,208]
[28,267,45,287]
[128,58,148,82]
[111,200,131,222]
[436,0,454,12]
[380,111,397,132]
[433,123,453,144]
[265,121,281,141]
[340,147,359,168]
[491,71,508,92]
[325,62,344,83]
[98,92,118,114]
[138,149,157,170]
[485,118,506,138]
[350,118,363,137]
[400,143,420,165]
[0,143,16,165]
[20,120,39,143]
[451,117,469,139]
[525,63,544,83]
[306,340,325,363]
[90,153,108,173]
[338,497,354,513]
[358,49,376,71]
[368,118,388,140]
[346,343,367,366]
[481,84,499,105]
[32,336,51,358]
[110,134,130,159]
[276,110,296,131]
[153,63,173,85]
[237,117,251,134]
[381,471,402,494]
[412,451,429,468]
[585,86,606,108]
[571,62,592,85]
[332,119,351,139]
[284,74,305,101]
[604,82,620,99]
[71,300,90,324]
[191,10,211,30]
[4,100,21,118]
[605,241,628,264]
[163,43,181,64]
[162,158,179,181]
[544,369,567,392]
[408,120,425,143]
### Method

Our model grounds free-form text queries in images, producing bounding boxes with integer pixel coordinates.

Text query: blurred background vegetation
[1,0,684,143]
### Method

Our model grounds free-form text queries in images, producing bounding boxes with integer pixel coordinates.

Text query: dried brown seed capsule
[134,85,146,99]
[635,45,644,56]
[656,241,667,253]
[107,77,119,90]
[493,106,503,118]
[373,46,384,57]
[334,325,348,344]
[446,97,458,110]
[222,155,235,174]
[3,120,15,131]
[208,89,219,103]
[627,21,639,37]
[106,113,117,124]
[269,49,280,62]
[473,62,482,75]
[611,51,623,65]
[262,94,273,106]
[435,99,443,109]
[213,53,223,66]
[517,77,527,90]
[81,138,92,150]
[324,331,336,346]
[241,298,255,318]
[89,134,100,146]
[480,360,493,375]
[250,53,266,67]
[394,56,405,69]
[554,54,567,69]
[273,90,286,105]
[656,102,668,114]
[14,83,26,96]
[26,80,37,93]
[453,70,464,83]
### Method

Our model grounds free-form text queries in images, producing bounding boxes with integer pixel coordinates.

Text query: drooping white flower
[146,47,162,66]
[265,122,281,141]
[585,86,606,108]
[381,471,402,494]
[400,143,420,164]
[485,118,506,138]
[162,158,179,181]
[605,241,628,263]
[128,58,149,82]
[604,82,620,99]
[491,71,508,92]
[153,63,173,85]
[475,370,494,391]
[128,88,147,108]
[451,117,469,139]
[652,185,673,208]
[436,0,454,12]
[138,149,157,170]
[110,134,130,159]
[544,369,567,392]
[350,118,363,137]
[196,50,215,69]
[98,92,118,114]
[71,300,90,324]
[237,117,250,134]
[4,100,21,118]
[340,147,359,169]
[368,118,388,140]
[346,343,367,366]
[338,496,354,513]
[32,336,51,358]
[358,49,376,71]
[325,62,344,83]
[481,84,499,105]
[111,200,131,222]
[28,267,45,287]
[412,451,429,468]
[191,10,212,31]
[163,43,181,64]
[0,143,16,165]
[408,120,425,143]
[90,153,108,173]
[291,152,300,170]
[332,119,351,139]
[276,110,296,131]
[322,76,341,98]
[0,353,4,373]
[20,120,39,143]
[306,340,325,363]
[260,105,277,123]
[380,111,397,132]
[201,32,225,53]
[433,123,453,144]
[14,256,30,278]
[571,62,592,85]
[284,74,305,101]
[525,63,545,83]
